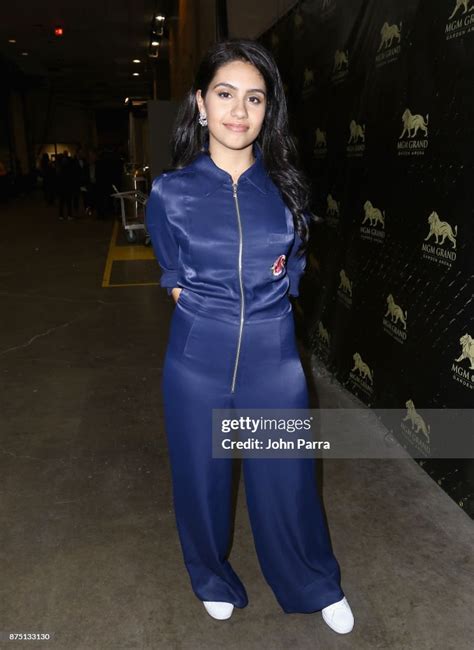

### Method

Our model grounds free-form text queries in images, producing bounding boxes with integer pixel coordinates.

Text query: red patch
[271,254,286,276]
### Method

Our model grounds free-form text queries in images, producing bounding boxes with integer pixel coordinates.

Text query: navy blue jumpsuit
[146,140,345,613]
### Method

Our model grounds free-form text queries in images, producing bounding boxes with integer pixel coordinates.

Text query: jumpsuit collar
[191,140,269,195]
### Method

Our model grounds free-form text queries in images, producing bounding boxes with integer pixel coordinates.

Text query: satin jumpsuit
[145,141,345,613]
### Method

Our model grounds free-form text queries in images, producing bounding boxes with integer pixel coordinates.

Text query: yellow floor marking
[102,221,159,288]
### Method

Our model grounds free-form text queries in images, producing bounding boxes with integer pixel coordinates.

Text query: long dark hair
[169,38,313,254]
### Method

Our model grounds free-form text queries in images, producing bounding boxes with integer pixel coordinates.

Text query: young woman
[146,38,354,634]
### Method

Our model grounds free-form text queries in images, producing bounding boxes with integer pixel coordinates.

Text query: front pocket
[180,315,238,378]
[167,306,197,359]
[182,316,213,363]
[176,287,186,305]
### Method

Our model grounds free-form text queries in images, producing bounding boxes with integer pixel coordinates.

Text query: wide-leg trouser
[161,301,345,613]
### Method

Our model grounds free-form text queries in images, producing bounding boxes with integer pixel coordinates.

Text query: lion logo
[338,269,352,296]
[318,322,330,345]
[333,49,349,71]
[424,211,457,249]
[403,399,431,442]
[449,0,474,20]
[348,120,365,143]
[352,352,374,383]
[314,128,327,148]
[385,294,407,330]
[399,108,429,138]
[304,67,314,86]
[327,194,340,216]
[378,21,402,50]
[455,334,474,370]
[362,200,385,228]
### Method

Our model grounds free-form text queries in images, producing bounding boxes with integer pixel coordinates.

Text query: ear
[195,89,203,112]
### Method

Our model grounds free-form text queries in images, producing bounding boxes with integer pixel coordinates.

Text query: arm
[286,211,310,298]
[145,175,180,298]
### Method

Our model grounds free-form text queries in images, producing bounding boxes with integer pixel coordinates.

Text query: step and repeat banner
[259,0,474,516]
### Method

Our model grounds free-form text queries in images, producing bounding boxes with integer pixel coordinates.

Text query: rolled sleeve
[145,175,179,293]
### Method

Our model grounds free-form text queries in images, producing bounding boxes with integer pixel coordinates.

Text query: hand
[170,287,183,304]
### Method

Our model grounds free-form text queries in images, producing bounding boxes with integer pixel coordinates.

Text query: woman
[146,38,354,634]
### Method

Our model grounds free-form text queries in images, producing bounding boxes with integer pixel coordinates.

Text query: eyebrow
[212,82,266,96]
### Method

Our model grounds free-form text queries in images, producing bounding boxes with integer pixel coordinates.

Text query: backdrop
[259,0,474,517]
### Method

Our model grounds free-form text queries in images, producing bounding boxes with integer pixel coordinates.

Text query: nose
[230,97,248,119]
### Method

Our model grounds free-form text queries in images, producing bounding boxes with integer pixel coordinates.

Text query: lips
[224,124,249,132]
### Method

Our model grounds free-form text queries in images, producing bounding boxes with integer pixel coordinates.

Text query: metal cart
[111,182,150,244]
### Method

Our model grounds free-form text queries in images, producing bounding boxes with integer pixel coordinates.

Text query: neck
[207,140,256,183]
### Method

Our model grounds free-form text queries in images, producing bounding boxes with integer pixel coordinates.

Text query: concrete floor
[1,192,473,650]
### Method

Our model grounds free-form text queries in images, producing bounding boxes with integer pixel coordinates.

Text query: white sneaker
[203,601,234,620]
[321,596,354,634]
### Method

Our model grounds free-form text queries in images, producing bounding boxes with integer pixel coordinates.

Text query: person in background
[39,153,55,205]
[70,147,83,217]
[76,147,90,217]
[95,148,110,219]
[57,150,75,221]
[84,149,98,217]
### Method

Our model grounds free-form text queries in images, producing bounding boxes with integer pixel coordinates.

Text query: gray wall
[147,99,181,179]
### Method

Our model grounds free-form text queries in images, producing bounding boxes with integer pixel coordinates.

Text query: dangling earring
[198,113,208,127]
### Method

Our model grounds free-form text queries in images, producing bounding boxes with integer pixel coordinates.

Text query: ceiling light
[155,15,165,21]
[132,72,140,76]
[133,59,141,63]
[8,39,17,43]
[21,51,29,56]
[151,40,159,46]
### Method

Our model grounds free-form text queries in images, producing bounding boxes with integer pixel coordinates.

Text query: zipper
[231,181,245,393]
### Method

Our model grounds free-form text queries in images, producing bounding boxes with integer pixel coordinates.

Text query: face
[196,60,267,153]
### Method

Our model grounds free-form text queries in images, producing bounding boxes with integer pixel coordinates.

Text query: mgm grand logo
[347,120,366,157]
[313,320,331,361]
[337,268,353,307]
[401,399,431,456]
[321,0,337,20]
[360,200,385,243]
[317,321,331,348]
[446,0,474,40]
[332,49,349,84]
[325,193,339,227]
[452,333,474,389]
[349,352,374,397]
[313,127,327,157]
[302,66,316,98]
[294,11,303,30]
[383,294,407,342]
[397,108,429,156]
[376,21,402,67]
[421,211,457,268]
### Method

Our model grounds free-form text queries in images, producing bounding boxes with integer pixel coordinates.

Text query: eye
[217,91,262,104]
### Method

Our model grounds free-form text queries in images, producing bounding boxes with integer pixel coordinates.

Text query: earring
[198,113,208,127]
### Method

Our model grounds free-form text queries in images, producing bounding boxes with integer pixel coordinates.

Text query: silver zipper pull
[232,182,237,197]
